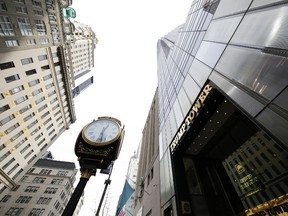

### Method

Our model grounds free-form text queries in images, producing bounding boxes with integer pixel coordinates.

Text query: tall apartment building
[0,0,97,198]
[58,19,97,98]
[133,89,160,216]
[156,1,288,216]
[0,151,79,215]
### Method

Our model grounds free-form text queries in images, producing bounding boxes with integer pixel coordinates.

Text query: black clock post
[62,117,125,216]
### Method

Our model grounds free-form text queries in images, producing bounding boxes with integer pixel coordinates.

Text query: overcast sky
[48,1,191,215]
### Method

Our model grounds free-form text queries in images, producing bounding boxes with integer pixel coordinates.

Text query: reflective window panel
[215,45,288,100]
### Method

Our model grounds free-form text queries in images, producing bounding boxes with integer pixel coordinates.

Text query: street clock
[82,118,121,146]
[75,116,125,170]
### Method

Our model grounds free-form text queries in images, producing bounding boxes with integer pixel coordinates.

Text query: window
[54,62,60,67]
[27,120,38,129]
[12,168,23,180]
[10,85,24,94]
[20,144,30,154]
[34,132,43,141]
[0,15,14,36]
[21,57,33,65]
[0,195,11,203]
[32,88,42,96]
[260,153,269,162]
[27,168,35,173]
[34,9,43,16]
[31,0,41,7]
[48,91,56,97]
[17,17,33,36]
[2,158,15,170]
[38,138,45,146]
[5,207,23,215]
[28,155,36,164]
[40,38,49,44]
[0,114,14,126]
[60,191,66,200]
[146,210,152,216]
[56,116,62,122]
[57,110,63,117]
[54,201,60,211]
[48,211,56,216]
[7,163,19,175]
[20,144,33,154]
[28,79,40,87]
[5,123,19,134]
[23,113,35,122]
[15,6,28,14]
[0,104,9,114]
[16,196,32,203]
[10,131,23,141]
[36,96,45,105]
[43,117,52,125]
[41,65,50,70]
[5,40,19,47]
[48,129,55,136]
[0,3,7,11]
[26,39,36,45]
[37,197,52,205]
[0,152,10,163]
[20,104,31,113]
[15,96,28,105]
[51,179,63,185]
[0,61,15,70]
[43,74,52,80]
[32,177,46,183]
[38,54,47,61]
[46,83,54,89]
[47,124,53,130]
[57,171,68,176]
[35,20,46,35]
[25,69,37,76]
[65,182,71,191]
[14,137,27,150]
[5,74,20,83]
[44,187,58,194]
[23,185,39,193]
[29,208,45,216]
[40,169,52,175]
[31,126,40,135]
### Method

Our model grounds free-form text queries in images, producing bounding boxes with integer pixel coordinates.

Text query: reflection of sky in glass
[267,15,282,47]
[215,45,288,100]
[231,6,288,49]
[252,63,267,95]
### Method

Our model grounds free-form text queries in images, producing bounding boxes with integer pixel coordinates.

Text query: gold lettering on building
[245,195,288,216]
[170,84,213,153]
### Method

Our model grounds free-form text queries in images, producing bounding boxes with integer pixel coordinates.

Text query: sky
[48,0,191,215]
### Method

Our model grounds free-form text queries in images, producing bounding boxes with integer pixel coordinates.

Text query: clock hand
[96,134,103,142]
[96,124,109,142]
[101,124,110,141]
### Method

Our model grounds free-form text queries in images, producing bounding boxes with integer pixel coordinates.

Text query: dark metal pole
[95,164,114,216]
[62,169,96,216]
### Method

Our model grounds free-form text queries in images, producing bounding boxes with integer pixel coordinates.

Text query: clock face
[83,119,120,145]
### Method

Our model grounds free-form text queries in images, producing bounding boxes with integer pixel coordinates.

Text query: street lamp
[62,116,125,216]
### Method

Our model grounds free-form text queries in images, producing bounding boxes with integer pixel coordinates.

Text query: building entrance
[172,97,288,216]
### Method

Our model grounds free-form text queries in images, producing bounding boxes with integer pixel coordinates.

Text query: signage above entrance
[170,84,213,154]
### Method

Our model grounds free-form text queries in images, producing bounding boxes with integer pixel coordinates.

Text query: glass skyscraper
[157,1,288,215]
